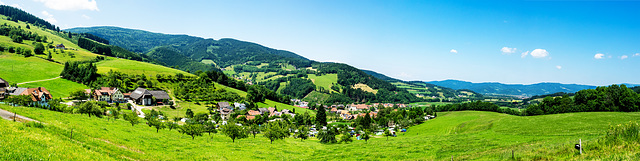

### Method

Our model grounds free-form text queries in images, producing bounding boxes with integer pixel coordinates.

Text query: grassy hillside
[95,57,192,76]
[308,74,337,92]
[1,105,638,160]
[0,53,61,83]
[20,78,88,98]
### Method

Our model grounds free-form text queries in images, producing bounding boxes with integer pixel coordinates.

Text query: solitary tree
[340,130,353,143]
[384,129,393,141]
[263,121,289,144]
[203,121,217,136]
[316,105,327,127]
[296,126,309,141]
[361,130,371,143]
[318,127,337,144]
[179,123,204,140]
[34,43,45,55]
[221,122,247,143]
[167,122,178,131]
[247,124,260,138]
[124,112,140,126]
[148,118,166,133]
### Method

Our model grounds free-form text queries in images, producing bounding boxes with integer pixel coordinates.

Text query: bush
[25,122,44,128]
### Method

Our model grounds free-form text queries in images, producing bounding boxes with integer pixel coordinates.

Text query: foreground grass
[1,104,638,160]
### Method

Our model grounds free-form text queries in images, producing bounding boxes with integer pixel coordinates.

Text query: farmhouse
[129,87,171,106]
[93,87,125,102]
[55,44,65,50]
[7,87,53,106]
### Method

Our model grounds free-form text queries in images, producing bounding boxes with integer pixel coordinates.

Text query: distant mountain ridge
[425,80,634,97]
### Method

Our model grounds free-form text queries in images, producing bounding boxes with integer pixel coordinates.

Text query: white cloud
[41,11,57,23]
[634,53,640,57]
[530,49,549,58]
[556,65,562,70]
[594,53,605,59]
[0,1,4,5]
[621,55,628,60]
[35,0,99,11]
[521,51,529,58]
[450,49,458,54]
[81,14,91,19]
[501,47,516,54]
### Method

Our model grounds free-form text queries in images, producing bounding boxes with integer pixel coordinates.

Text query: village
[1,76,437,140]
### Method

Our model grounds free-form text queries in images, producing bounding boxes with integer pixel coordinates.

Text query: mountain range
[426,79,638,97]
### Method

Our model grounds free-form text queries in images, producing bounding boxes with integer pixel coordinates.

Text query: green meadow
[20,78,89,98]
[308,74,338,92]
[0,53,62,83]
[1,104,638,160]
[95,58,193,76]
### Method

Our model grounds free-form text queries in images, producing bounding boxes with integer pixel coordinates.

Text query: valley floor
[1,104,638,160]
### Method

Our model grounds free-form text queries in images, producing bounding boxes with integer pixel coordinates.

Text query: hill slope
[67,26,422,103]
[3,105,638,160]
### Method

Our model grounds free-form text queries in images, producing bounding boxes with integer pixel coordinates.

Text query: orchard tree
[203,121,218,136]
[340,131,353,143]
[361,130,372,143]
[296,126,309,141]
[384,129,393,141]
[167,122,179,131]
[247,124,260,138]
[148,118,166,133]
[124,112,140,126]
[263,121,289,144]
[221,122,247,143]
[180,123,204,140]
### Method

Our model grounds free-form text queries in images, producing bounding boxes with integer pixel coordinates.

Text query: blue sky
[4,0,639,86]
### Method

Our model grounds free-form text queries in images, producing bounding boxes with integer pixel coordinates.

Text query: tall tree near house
[316,105,327,127]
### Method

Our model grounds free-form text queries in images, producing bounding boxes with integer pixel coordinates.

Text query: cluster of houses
[215,101,296,121]
[1,76,172,107]
[0,78,53,107]
[84,87,171,106]
[324,103,411,120]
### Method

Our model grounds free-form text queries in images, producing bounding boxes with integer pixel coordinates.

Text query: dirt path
[0,107,39,122]
[16,76,62,85]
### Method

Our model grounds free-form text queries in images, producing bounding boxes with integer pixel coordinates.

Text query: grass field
[1,104,638,160]
[302,91,330,103]
[352,83,378,94]
[0,53,62,83]
[308,74,337,92]
[20,78,89,98]
[95,58,193,76]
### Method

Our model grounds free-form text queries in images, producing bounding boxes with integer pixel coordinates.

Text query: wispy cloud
[35,0,99,11]
[450,49,458,54]
[634,53,640,57]
[41,11,57,23]
[521,51,529,58]
[556,65,562,70]
[530,49,549,58]
[594,53,605,59]
[81,14,91,20]
[501,47,516,55]
[620,55,628,60]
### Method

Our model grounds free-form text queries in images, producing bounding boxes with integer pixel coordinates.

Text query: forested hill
[67,26,423,104]
[427,79,599,97]
[66,26,311,69]
[362,70,483,101]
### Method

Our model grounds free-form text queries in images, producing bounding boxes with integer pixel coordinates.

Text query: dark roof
[218,102,231,108]
[8,87,27,96]
[0,77,8,88]
[149,90,171,100]
[130,87,150,100]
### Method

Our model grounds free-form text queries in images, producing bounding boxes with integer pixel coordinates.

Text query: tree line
[0,5,60,31]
